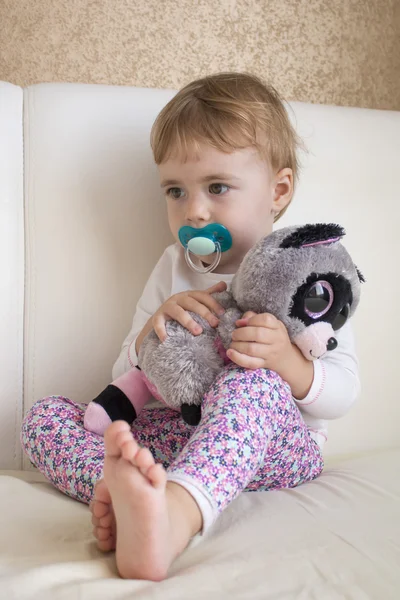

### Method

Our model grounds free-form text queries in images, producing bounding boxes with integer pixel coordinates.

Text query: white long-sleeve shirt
[113,243,360,449]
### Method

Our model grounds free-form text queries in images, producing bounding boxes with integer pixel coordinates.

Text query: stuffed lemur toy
[84,223,364,434]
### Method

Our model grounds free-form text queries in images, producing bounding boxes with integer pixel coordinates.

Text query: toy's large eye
[332,303,350,331]
[304,281,334,319]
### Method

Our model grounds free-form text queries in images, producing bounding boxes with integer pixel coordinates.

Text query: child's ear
[272,168,293,213]
[279,223,345,249]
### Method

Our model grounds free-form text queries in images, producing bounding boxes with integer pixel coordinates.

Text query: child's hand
[227,311,294,373]
[153,281,227,342]
[227,311,314,398]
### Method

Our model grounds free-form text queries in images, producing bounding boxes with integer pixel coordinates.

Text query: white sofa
[0,80,399,598]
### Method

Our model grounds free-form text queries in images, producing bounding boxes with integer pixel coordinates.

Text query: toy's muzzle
[293,322,338,360]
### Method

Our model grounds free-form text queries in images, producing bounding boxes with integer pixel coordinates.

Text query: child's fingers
[166,305,203,336]
[153,282,227,341]
[205,281,227,294]
[242,311,257,320]
[153,314,168,342]
[181,297,219,328]
[188,291,225,317]
[236,318,250,327]
[231,326,273,344]
[237,313,279,329]
[188,290,225,317]
[229,341,268,359]
[227,348,265,370]
[235,311,257,327]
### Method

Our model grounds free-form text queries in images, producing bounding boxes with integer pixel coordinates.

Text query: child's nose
[185,194,211,225]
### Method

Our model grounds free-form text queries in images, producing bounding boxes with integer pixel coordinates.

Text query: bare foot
[103,421,202,581]
[90,479,116,552]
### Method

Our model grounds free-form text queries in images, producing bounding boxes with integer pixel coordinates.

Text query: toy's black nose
[327,337,338,351]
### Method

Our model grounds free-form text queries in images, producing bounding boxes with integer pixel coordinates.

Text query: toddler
[21,72,360,581]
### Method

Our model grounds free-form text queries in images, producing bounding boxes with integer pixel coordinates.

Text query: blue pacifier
[178,223,232,274]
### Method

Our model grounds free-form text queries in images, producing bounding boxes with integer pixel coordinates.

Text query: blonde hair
[150,72,303,221]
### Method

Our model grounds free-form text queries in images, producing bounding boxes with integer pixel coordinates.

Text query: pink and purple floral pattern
[21,365,323,512]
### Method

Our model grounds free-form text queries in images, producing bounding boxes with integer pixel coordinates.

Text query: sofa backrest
[0,82,24,469]
[0,81,399,469]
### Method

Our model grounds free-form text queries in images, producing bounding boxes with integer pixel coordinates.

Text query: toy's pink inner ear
[293,322,335,360]
[301,237,340,248]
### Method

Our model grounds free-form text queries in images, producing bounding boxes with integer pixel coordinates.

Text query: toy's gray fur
[138,224,362,411]
[232,238,361,338]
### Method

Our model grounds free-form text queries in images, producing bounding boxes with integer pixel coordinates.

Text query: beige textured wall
[1,0,399,110]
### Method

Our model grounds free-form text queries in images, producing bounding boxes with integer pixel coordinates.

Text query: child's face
[158,143,293,273]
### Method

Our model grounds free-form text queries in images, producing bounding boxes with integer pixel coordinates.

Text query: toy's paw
[181,403,201,426]
[84,402,112,436]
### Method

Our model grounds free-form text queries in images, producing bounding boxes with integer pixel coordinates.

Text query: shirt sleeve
[111,247,174,380]
[292,320,361,420]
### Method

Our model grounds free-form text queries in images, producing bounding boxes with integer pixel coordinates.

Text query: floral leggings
[21,365,323,528]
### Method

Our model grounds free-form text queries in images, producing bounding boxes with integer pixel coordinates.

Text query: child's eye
[166,187,185,199]
[209,183,230,195]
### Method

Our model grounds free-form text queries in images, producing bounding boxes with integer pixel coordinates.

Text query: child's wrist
[277,344,314,400]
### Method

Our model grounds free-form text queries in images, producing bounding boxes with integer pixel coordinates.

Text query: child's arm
[113,252,227,380]
[84,247,175,435]
[85,245,227,434]
[291,321,360,420]
[228,312,360,420]
[112,248,175,380]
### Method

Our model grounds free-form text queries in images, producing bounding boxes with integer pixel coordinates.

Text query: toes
[97,538,115,552]
[104,421,132,458]
[92,511,114,528]
[117,430,136,446]
[93,479,112,504]
[147,463,167,490]
[91,515,100,527]
[118,436,153,472]
[92,500,110,519]
[104,422,156,477]
[99,512,114,528]
[135,447,155,474]
[120,437,140,463]
[94,526,113,542]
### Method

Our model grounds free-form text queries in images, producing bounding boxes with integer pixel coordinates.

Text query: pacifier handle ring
[184,242,222,274]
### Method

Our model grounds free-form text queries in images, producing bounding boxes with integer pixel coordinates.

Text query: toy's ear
[355,266,366,283]
[280,223,345,249]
